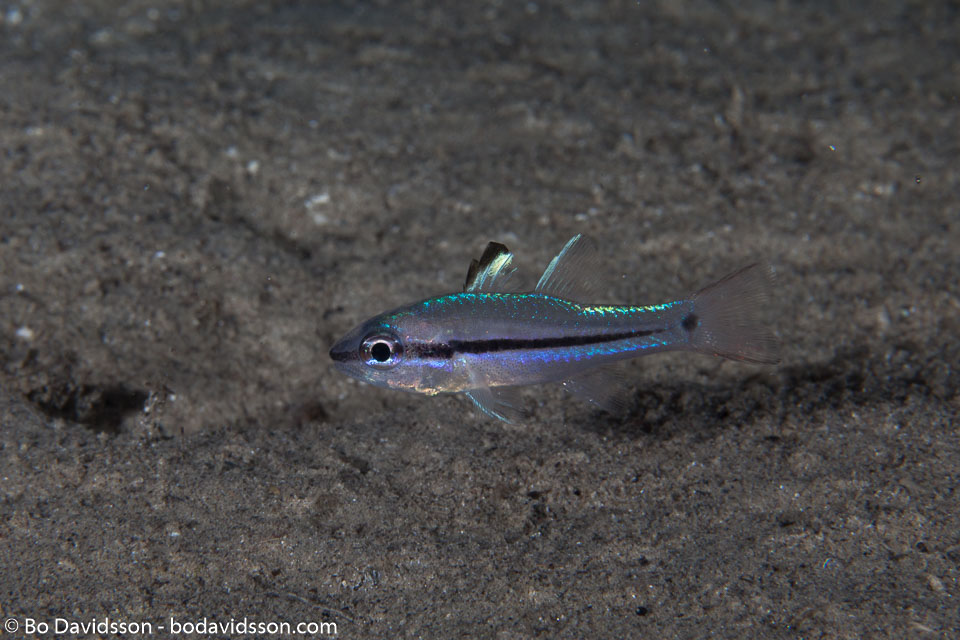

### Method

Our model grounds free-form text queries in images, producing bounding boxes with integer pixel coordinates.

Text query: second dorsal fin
[534,234,604,302]
[464,241,518,292]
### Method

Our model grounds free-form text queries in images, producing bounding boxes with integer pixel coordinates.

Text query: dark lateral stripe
[409,328,668,360]
[450,328,664,354]
[330,348,353,362]
[409,342,454,359]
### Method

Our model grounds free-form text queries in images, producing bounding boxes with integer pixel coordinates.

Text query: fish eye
[360,333,403,369]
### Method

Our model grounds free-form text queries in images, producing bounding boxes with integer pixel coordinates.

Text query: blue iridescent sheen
[329,235,780,421]
[362,291,693,390]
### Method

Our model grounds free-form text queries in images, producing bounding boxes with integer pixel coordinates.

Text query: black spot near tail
[682,313,699,332]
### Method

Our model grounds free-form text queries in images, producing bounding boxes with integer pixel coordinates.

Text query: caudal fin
[686,263,781,365]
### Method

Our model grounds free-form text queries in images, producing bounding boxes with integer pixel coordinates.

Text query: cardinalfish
[330,235,780,422]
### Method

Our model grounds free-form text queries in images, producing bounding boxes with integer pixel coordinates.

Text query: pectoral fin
[464,386,526,423]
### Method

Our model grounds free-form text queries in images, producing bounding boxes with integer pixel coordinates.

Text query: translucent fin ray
[534,234,605,302]
[464,386,526,423]
[561,365,631,414]
[463,361,527,422]
[687,263,781,364]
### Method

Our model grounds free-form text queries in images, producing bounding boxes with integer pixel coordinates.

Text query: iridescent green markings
[330,235,780,422]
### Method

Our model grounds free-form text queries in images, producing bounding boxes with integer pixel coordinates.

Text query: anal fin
[560,365,632,414]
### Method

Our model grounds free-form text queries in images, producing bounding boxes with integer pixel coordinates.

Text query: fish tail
[685,263,781,365]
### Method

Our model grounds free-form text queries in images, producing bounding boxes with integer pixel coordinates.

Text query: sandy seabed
[1,2,957,638]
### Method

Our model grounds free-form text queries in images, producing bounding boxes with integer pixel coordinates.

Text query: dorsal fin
[534,234,604,302]
[464,241,518,292]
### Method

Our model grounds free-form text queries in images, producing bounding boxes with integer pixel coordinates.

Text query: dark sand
[1,1,957,637]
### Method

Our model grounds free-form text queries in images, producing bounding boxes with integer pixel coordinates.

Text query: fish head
[329,308,451,394]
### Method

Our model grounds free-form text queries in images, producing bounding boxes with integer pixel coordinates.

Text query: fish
[329,235,780,422]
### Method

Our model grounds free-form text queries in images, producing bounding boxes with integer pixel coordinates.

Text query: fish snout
[329,341,355,363]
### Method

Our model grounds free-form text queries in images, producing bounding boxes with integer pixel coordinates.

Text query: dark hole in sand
[27,383,149,433]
